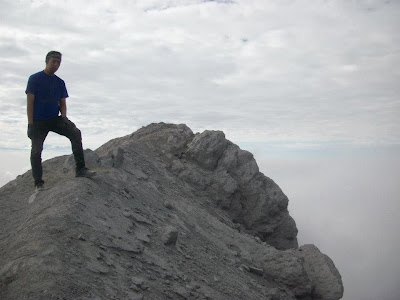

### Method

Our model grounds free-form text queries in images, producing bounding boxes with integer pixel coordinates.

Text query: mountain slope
[0,123,343,300]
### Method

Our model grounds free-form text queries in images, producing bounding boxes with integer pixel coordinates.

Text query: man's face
[46,57,61,74]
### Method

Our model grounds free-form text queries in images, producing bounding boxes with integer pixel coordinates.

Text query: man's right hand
[27,124,34,139]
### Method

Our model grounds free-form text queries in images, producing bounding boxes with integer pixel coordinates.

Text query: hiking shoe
[76,167,96,178]
[35,183,44,192]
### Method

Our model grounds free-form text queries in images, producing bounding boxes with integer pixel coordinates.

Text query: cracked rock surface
[0,123,343,300]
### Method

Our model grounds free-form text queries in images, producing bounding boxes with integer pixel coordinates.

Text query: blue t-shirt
[25,71,69,121]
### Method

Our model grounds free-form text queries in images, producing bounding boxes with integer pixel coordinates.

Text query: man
[26,51,95,191]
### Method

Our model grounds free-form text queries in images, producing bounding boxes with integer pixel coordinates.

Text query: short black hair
[45,51,62,63]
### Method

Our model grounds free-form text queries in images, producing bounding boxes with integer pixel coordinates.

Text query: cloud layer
[0,0,399,151]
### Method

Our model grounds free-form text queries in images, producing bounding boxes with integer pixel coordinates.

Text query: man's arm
[27,93,35,124]
[60,98,67,117]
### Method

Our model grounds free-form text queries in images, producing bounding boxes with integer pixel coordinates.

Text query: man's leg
[53,117,95,178]
[53,116,86,171]
[30,127,48,187]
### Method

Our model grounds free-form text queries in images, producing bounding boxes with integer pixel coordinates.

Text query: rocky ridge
[0,123,343,300]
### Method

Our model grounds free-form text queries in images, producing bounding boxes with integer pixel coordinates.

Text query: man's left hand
[27,124,34,139]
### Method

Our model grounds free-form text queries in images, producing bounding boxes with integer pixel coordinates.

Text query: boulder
[186,130,230,170]
[299,244,344,300]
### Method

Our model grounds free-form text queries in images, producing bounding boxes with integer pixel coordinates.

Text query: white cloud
[1,0,399,152]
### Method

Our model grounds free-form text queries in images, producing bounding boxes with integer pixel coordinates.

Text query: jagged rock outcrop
[0,123,343,300]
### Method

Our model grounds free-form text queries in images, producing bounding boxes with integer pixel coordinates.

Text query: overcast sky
[1,1,399,299]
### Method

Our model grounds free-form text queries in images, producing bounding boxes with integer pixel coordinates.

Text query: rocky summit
[0,123,344,300]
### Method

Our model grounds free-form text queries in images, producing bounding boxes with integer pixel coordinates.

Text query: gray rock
[0,122,343,300]
[172,126,298,249]
[131,276,145,288]
[174,285,190,299]
[218,144,259,184]
[262,247,313,298]
[87,260,110,274]
[249,266,264,276]
[260,243,344,300]
[186,130,230,170]
[163,200,174,209]
[299,244,344,300]
[162,226,179,245]
[63,148,100,173]
[135,225,151,243]
[130,212,153,225]
[111,237,145,254]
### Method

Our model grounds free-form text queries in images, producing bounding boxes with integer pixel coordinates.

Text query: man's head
[45,51,62,63]
[44,51,62,75]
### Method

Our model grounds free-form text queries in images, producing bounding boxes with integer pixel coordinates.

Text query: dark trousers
[30,116,85,185]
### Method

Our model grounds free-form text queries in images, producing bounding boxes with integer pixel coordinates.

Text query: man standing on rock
[26,51,95,191]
